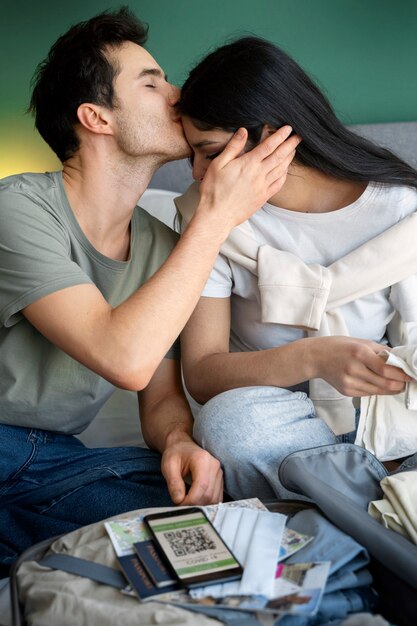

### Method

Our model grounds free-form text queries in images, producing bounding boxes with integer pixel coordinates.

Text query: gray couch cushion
[351,122,417,169]
[150,158,193,193]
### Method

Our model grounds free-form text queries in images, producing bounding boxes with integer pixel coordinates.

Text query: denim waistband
[0,422,76,445]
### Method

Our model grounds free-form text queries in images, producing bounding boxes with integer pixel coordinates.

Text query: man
[0,7,298,573]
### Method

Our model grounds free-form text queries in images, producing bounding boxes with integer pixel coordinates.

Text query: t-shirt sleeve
[178,205,232,299]
[0,188,92,327]
[201,252,233,298]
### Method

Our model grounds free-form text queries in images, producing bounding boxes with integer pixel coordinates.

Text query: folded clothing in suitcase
[279,442,417,624]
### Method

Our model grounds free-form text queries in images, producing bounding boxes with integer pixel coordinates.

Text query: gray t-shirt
[0,171,179,433]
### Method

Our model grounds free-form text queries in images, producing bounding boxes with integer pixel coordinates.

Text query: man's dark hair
[29,6,148,162]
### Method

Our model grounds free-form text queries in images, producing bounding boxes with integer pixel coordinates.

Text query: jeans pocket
[0,425,38,497]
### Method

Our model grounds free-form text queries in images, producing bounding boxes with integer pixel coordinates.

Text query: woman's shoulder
[369,182,417,218]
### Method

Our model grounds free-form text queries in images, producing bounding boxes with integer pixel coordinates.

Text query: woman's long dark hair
[178,36,417,189]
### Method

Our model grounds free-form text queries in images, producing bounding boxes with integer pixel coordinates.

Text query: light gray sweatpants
[192,386,337,500]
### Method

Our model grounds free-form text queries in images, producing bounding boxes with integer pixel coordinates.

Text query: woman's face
[182,116,234,181]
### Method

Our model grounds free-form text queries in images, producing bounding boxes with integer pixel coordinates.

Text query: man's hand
[310,336,413,397]
[197,125,302,234]
[161,432,223,506]
[139,359,223,506]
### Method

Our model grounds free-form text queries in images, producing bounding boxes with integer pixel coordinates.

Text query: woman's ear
[260,123,278,141]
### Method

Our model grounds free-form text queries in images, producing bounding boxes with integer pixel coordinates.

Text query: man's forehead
[108,41,165,76]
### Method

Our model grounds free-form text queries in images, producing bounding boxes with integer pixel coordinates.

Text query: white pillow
[140,188,180,230]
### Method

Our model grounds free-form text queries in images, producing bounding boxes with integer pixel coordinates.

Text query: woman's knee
[193,385,322,456]
[193,389,242,452]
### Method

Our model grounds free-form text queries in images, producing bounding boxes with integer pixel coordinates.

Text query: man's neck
[62,148,158,260]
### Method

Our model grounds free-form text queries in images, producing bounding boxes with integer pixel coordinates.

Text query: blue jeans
[0,423,172,575]
[193,386,338,500]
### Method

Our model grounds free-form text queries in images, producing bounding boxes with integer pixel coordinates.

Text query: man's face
[109,42,190,162]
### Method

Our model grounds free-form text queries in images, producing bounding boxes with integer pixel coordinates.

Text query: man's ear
[77,103,113,136]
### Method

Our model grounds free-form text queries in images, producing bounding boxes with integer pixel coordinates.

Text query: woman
[176,36,417,500]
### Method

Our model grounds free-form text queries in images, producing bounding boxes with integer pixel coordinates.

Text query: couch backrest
[350,122,417,169]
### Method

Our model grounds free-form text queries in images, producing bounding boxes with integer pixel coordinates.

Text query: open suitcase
[8,443,417,625]
[277,443,417,624]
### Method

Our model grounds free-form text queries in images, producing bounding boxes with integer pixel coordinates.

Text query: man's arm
[23,127,300,391]
[138,358,223,505]
[181,296,411,404]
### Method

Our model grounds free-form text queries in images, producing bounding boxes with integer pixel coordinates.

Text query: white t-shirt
[202,183,417,353]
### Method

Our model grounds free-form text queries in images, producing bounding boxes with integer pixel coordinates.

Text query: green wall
[1,0,417,177]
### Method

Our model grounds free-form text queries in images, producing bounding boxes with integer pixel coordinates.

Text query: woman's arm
[181,297,410,404]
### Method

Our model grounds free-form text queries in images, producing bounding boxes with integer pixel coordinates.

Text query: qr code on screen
[163,527,217,557]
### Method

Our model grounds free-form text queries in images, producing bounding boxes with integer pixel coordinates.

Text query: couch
[1,121,416,625]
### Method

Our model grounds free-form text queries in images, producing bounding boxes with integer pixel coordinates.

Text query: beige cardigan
[176,182,417,440]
